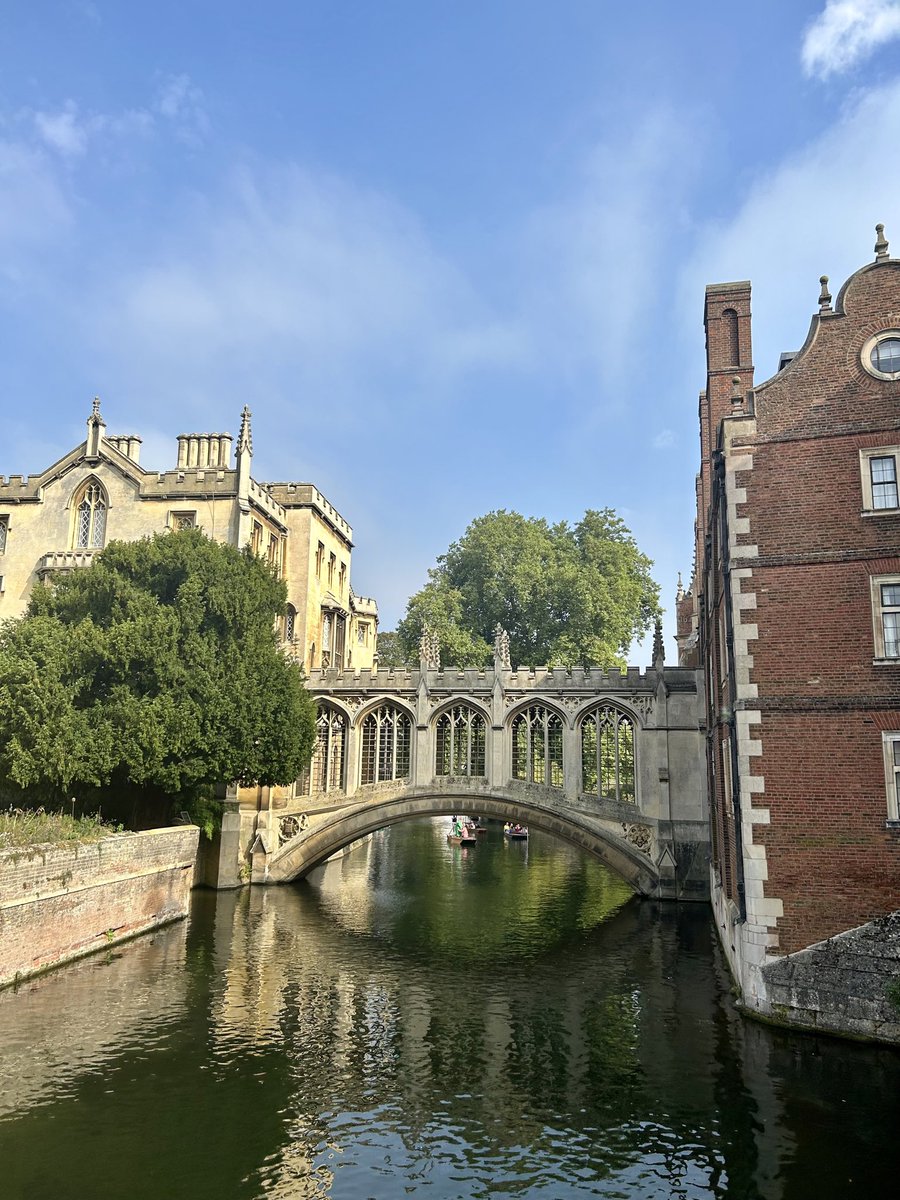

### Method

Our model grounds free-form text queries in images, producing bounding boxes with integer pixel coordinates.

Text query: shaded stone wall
[0,826,198,988]
[759,911,900,1045]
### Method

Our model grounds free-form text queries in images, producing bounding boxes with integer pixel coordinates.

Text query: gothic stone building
[0,401,378,673]
[678,227,900,1031]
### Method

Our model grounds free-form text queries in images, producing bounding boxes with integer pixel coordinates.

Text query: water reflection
[1,818,898,1200]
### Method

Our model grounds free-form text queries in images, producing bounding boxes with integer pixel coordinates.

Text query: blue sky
[3,1,900,659]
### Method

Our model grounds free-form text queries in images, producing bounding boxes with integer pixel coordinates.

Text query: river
[1,817,898,1199]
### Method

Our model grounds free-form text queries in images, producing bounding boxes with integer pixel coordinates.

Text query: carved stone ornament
[279,812,308,845]
[622,822,652,855]
[632,695,654,719]
[419,625,441,669]
[493,624,511,669]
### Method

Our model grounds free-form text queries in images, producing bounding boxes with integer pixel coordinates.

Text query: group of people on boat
[447,817,528,842]
[503,822,528,839]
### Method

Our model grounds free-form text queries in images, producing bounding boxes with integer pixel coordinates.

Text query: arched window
[284,604,296,644]
[360,703,411,785]
[300,704,346,795]
[581,706,635,803]
[722,308,739,367]
[435,705,486,777]
[512,704,563,788]
[73,480,107,549]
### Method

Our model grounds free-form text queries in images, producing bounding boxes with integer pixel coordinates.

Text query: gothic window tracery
[360,703,411,784]
[73,480,107,549]
[581,705,636,803]
[435,705,486,777]
[512,704,563,787]
[299,704,346,794]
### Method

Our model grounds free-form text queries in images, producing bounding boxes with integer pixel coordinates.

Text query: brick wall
[0,826,198,988]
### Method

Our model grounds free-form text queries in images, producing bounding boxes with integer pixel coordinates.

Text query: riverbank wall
[0,826,198,989]
[751,912,900,1045]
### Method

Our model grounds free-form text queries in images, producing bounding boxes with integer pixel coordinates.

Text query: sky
[2,0,900,661]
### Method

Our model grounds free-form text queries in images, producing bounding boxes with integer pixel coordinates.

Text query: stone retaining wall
[0,826,199,989]
[759,912,900,1045]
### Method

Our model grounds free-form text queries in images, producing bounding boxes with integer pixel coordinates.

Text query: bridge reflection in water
[4,820,899,1199]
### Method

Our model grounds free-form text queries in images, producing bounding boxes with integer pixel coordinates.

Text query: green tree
[373,630,412,669]
[397,509,659,668]
[0,529,316,830]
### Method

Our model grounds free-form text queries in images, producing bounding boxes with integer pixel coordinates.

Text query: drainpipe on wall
[714,449,747,922]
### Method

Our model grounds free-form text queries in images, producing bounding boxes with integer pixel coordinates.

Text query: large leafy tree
[396,509,660,669]
[0,529,316,828]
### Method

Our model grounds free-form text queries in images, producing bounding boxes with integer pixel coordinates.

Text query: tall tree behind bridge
[0,529,316,830]
[396,509,660,669]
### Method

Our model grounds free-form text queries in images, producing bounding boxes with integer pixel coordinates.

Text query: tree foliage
[0,530,316,826]
[397,509,660,669]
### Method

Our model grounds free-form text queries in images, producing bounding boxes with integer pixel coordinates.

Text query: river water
[1,818,898,1199]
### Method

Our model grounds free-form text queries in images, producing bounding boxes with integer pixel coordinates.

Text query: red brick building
[678,227,900,1025]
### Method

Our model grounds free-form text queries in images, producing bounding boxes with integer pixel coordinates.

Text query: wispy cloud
[681,76,900,386]
[33,101,89,157]
[802,0,900,78]
[153,74,209,145]
[653,430,676,450]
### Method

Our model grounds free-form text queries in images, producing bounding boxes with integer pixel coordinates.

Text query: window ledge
[886,820,900,830]
[872,658,900,667]
[861,508,900,518]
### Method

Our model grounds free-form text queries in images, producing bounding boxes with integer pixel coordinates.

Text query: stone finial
[237,405,253,456]
[875,223,889,260]
[652,617,665,668]
[675,572,684,602]
[493,623,511,670]
[419,624,440,670]
[730,375,744,410]
[91,396,101,419]
[818,275,832,312]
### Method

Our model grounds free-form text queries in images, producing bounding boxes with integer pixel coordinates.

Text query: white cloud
[680,76,900,389]
[87,163,523,432]
[802,0,900,78]
[653,429,676,449]
[522,107,703,396]
[34,101,89,157]
[154,74,209,145]
[0,140,71,250]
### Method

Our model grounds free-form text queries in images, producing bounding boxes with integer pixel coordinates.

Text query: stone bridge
[210,647,709,901]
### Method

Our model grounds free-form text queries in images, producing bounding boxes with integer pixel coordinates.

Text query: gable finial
[875,223,889,261]
[730,375,744,410]
[91,396,101,419]
[818,275,832,312]
[237,405,253,456]
[676,572,684,602]
[652,616,665,669]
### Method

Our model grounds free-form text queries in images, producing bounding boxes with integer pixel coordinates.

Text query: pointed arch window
[299,704,347,795]
[512,704,563,787]
[581,706,635,803]
[360,703,411,785]
[74,480,107,549]
[435,705,486,777]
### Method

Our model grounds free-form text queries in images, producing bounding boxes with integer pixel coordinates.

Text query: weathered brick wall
[0,826,198,988]
[761,911,900,1044]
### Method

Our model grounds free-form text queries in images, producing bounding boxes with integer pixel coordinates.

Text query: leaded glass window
[435,705,486,777]
[871,337,900,376]
[581,706,636,803]
[0,516,7,554]
[360,703,411,785]
[511,705,563,788]
[299,705,347,795]
[285,605,296,644]
[74,481,107,549]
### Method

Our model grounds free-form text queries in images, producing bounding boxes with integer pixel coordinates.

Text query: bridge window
[73,480,107,549]
[361,703,411,784]
[582,706,635,803]
[435,705,486,777]
[299,704,346,794]
[512,705,563,787]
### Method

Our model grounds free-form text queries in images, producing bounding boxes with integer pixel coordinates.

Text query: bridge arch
[265,788,661,896]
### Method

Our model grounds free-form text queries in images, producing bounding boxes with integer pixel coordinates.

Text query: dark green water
[1,818,898,1200]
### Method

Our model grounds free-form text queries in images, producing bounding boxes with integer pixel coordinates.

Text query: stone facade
[680,228,900,1032]
[210,645,709,902]
[0,826,198,988]
[0,401,378,673]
